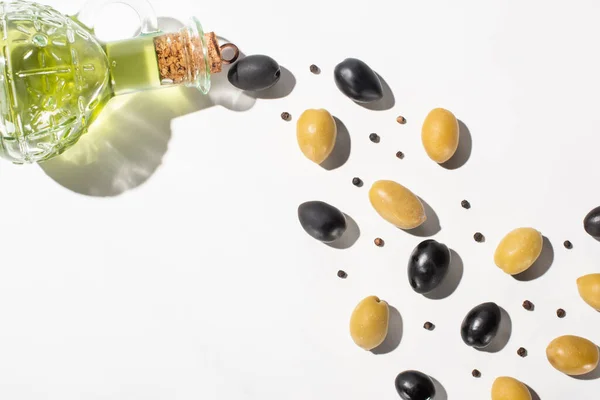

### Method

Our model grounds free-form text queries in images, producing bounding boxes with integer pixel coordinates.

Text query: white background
[0,0,599,398]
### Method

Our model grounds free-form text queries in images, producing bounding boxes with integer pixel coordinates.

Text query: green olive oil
[105,35,161,96]
[0,16,111,161]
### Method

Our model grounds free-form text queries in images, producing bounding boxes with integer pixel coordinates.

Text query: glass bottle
[0,0,238,163]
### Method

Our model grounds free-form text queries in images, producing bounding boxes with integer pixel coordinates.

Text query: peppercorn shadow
[424,249,463,300]
[513,236,554,281]
[371,305,402,355]
[326,214,360,250]
[441,119,472,170]
[359,73,395,111]
[526,384,541,400]
[480,306,512,353]
[573,349,600,380]
[402,198,441,237]
[320,117,351,170]
[430,377,448,400]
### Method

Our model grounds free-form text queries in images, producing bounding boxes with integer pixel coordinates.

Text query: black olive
[394,370,436,400]
[407,239,451,294]
[461,302,501,349]
[297,201,347,243]
[584,206,600,238]
[333,58,383,103]
[227,55,281,91]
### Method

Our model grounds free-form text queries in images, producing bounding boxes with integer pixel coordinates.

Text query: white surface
[0,0,599,398]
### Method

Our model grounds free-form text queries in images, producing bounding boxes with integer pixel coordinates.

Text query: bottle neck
[106,25,225,97]
[153,29,218,93]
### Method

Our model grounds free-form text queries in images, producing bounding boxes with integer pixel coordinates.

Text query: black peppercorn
[473,232,485,243]
[352,177,363,187]
[280,112,291,121]
[471,369,481,378]
[309,64,320,74]
[369,133,380,143]
[395,151,404,159]
[423,322,435,331]
[461,200,471,209]
[522,300,534,311]
[517,347,527,357]
[556,308,566,318]
[563,240,573,249]
[374,238,385,247]
[337,270,347,279]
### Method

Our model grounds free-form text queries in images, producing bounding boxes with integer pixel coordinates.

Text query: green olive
[421,108,459,163]
[491,377,531,400]
[368,180,426,229]
[546,335,599,375]
[296,109,336,164]
[494,228,543,275]
[577,273,600,311]
[349,296,389,350]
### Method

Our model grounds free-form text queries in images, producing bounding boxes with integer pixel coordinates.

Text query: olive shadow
[321,117,351,170]
[441,119,472,170]
[481,307,512,353]
[359,73,395,111]
[513,237,554,281]
[326,214,360,250]
[247,66,296,99]
[402,198,441,237]
[371,306,402,355]
[430,377,448,400]
[526,384,542,400]
[573,348,600,380]
[424,250,463,300]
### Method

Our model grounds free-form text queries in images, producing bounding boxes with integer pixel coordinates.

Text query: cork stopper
[204,32,222,74]
[152,23,239,92]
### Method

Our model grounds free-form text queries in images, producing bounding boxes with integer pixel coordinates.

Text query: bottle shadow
[402,197,441,237]
[424,249,464,300]
[40,20,295,197]
[371,305,403,355]
[513,237,554,281]
[320,117,351,170]
[40,87,207,197]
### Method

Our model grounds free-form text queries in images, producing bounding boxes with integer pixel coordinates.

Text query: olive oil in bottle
[0,1,233,163]
[0,5,111,162]
[105,35,161,96]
